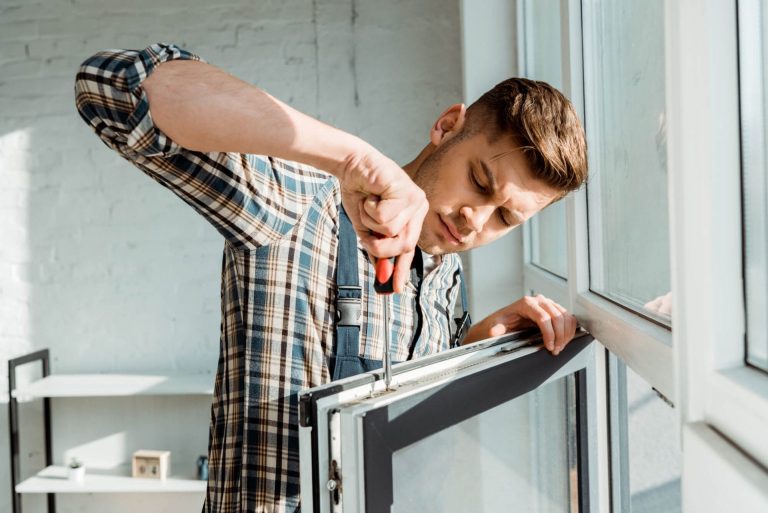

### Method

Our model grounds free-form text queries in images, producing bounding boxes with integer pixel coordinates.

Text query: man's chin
[417,234,456,257]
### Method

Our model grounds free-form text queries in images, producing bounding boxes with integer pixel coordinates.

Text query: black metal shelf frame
[8,349,55,513]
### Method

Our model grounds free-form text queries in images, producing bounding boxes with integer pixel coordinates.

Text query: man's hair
[466,78,588,194]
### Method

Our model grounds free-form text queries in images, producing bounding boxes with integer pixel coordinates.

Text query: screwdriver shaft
[383,295,392,389]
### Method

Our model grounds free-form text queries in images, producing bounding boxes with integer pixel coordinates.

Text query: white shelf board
[16,465,206,494]
[11,373,214,400]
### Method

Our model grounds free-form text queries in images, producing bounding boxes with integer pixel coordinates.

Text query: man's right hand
[336,148,429,293]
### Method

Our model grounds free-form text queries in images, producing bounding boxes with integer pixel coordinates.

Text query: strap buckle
[336,286,362,327]
[452,312,472,347]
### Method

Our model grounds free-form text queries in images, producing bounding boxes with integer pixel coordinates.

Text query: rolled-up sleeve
[74,43,330,250]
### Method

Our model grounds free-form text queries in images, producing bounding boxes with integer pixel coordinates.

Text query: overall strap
[335,206,362,359]
[459,268,469,313]
[451,266,472,348]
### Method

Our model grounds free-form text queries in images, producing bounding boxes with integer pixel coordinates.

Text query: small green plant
[68,458,82,469]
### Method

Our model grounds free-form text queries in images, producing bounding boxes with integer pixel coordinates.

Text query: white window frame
[521,0,675,403]
[521,0,768,510]
[518,0,570,287]
[299,331,597,513]
[740,0,768,372]
[668,0,768,510]
[518,0,570,309]
[517,0,620,513]
[520,2,681,511]
[571,0,675,400]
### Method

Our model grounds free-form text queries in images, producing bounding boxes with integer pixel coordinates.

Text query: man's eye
[470,168,488,193]
[498,210,514,228]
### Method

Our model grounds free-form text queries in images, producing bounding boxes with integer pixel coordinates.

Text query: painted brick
[0,20,40,41]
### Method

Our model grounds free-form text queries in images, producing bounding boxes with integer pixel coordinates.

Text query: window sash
[521,0,672,395]
[581,0,672,327]
[518,0,768,510]
[298,331,595,513]
[739,0,768,372]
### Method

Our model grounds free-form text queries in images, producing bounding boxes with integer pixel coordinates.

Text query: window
[520,0,680,510]
[582,0,671,326]
[530,202,569,279]
[518,0,768,509]
[667,0,768,509]
[298,331,595,513]
[608,355,681,513]
[389,377,573,512]
[740,0,768,373]
[521,0,569,280]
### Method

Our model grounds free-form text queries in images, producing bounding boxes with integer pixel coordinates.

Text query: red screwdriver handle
[374,257,396,294]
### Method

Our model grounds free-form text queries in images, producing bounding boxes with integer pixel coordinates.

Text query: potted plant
[67,458,86,483]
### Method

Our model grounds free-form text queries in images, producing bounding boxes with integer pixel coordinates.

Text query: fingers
[539,297,565,353]
[520,295,577,355]
[489,322,507,338]
[354,194,424,293]
[527,301,556,352]
[358,230,416,259]
[337,149,429,293]
[360,196,412,237]
[554,302,578,346]
[356,194,428,259]
[392,250,414,293]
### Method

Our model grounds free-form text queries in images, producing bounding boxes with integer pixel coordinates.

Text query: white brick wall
[0,1,461,511]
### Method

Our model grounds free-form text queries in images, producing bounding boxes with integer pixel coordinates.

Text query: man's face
[412,130,561,256]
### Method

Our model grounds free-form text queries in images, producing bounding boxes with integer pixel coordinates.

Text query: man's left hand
[463,294,578,355]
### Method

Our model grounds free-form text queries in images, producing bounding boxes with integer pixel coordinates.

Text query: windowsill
[706,365,768,469]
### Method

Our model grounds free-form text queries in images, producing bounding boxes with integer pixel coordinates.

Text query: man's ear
[430,103,467,146]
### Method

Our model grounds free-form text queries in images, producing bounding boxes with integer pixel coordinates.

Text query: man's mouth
[439,214,464,246]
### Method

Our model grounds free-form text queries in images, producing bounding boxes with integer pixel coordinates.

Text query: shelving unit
[15,464,205,494]
[8,349,212,513]
[11,373,214,400]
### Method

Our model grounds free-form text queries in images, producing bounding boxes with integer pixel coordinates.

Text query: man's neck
[402,143,434,179]
[420,249,442,276]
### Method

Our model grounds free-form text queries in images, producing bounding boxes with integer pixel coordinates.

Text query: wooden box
[132,450,171,480]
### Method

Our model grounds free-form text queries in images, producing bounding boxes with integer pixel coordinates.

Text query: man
[74,43,587,512]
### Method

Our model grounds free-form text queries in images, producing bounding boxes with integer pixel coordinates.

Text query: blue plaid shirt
[75,43,462,513]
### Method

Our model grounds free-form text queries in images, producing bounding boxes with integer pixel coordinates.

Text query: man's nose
[460,205,494,234]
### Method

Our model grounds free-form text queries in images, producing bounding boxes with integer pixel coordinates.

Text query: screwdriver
[374,256,396,390]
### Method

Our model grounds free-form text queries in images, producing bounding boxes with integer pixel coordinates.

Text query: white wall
[0,1,462,511]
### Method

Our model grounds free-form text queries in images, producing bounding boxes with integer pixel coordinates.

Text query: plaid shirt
[74,43,462,513]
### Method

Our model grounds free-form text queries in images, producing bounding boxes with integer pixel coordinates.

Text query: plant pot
[68,465,86,483]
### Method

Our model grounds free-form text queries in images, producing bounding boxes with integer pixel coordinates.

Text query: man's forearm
[142,59,368,178]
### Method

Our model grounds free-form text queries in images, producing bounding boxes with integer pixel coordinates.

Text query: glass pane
[391,376,574,513]
[628,364,681,512]
[524,0,563,87]
[583,0,672,325]
[531,202,568,279]
[739,0,768,371]
[524,0,569,279]
[612,358,681,513]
